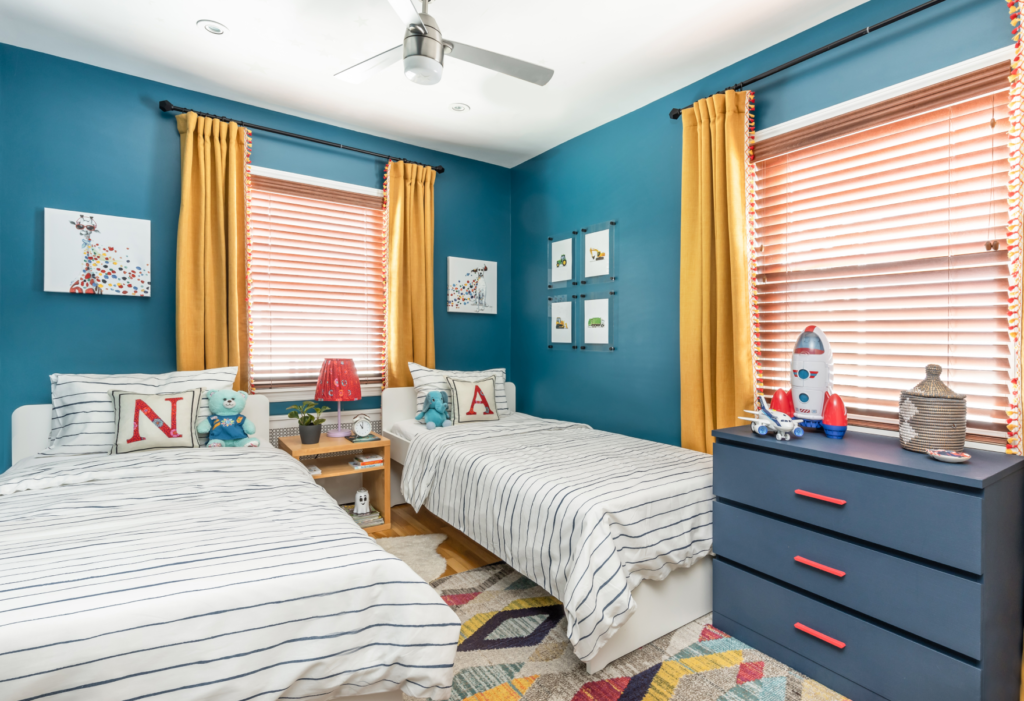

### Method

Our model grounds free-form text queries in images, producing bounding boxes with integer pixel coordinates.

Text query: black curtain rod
[158,100,444,173]
[668,0,948,120]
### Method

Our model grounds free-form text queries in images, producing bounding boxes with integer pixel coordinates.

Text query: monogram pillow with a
[446,377,500,425]
[110,389,202,454]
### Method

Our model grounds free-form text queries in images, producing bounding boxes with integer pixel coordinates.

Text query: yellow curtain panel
[679,90,756,453]
[174,112,251,391]
[384,160,436,388]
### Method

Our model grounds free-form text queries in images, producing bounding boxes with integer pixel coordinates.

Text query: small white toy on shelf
[740,395,805,441]
[353,488,371,515]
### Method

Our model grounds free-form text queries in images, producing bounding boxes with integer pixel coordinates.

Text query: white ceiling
[0,0,866,167]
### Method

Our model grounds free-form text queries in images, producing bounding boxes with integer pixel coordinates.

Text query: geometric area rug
[426,562,850,701]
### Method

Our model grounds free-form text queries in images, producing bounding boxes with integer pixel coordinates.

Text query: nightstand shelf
[279,433,391,533]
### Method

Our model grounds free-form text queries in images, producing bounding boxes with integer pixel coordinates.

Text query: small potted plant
[287,401,331,444]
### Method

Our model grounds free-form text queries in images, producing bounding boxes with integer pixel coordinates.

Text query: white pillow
[110,389,202,454]
[447,376,500,425]
[46,367,238,455]
[408,362,510,416]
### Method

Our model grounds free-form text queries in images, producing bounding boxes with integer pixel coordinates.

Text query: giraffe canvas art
[44,208,151,297]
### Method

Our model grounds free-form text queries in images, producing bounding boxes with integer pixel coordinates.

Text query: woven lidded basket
[898,364,966,453]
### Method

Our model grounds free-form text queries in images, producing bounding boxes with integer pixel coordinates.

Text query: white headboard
[381,382,516,431]
[10,394,272,466]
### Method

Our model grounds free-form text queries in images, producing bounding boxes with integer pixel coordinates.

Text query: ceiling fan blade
[335,45,403,84]
[384,0,427,33]
[446,41,553,86]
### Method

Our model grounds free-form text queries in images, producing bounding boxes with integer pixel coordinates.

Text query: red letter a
[466,386,493,416]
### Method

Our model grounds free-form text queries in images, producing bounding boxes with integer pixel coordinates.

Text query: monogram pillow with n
[110,389,202,454]
[446,376,500,425]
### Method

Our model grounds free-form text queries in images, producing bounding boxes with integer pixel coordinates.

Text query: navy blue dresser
[711,426,1024,701]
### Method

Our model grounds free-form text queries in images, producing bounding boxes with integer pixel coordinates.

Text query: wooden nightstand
[279,433,391,534]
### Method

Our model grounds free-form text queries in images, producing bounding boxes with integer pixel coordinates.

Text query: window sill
[255,384,383,403]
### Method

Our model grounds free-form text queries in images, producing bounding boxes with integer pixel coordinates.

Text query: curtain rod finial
[159,100,175,112]
[670,108,682,120]
[434,165,445,173]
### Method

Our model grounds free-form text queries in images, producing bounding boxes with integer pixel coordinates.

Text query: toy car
[587,317,604,328]
[555,317,567,329]
[590,248,606,261]
[556,254,567,268]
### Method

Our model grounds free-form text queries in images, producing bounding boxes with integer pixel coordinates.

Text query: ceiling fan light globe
[404,55,443,85]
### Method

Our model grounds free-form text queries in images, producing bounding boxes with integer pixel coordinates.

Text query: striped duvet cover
[402,414,713,663]
[0,448,460,701]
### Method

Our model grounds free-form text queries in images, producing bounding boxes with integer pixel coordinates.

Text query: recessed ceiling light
[450,103,470,113]
[197,20,228,36]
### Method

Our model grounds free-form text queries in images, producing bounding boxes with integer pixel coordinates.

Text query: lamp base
[325,400,352,437]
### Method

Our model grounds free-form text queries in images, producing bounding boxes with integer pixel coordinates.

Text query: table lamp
[315,358,362,438]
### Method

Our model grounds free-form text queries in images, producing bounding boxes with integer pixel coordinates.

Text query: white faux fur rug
[375,534,448,582]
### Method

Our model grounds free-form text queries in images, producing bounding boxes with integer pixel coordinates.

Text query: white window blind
[248,174,386,390]
[753,73,1010,441]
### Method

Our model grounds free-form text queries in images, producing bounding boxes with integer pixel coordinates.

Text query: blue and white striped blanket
[402,414,713,663]
[0,448,459,701]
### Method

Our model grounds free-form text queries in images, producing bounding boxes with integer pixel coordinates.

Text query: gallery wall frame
[547,232,578,289]
[578,220,616,286]
[548,293,577,350]
[579,290,616,352]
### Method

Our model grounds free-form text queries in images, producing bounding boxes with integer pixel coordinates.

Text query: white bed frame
[381,384,713,674]
[11,395,273,464]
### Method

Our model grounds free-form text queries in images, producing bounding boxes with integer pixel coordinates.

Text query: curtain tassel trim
[380,161,392,390]
[1008,2,1023,453]
[242,128,255,394]
[745,91,762,406]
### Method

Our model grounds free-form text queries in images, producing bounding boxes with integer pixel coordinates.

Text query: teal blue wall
[509,0,1008,446]
[0,0,1011,467]
[0,44,511,468]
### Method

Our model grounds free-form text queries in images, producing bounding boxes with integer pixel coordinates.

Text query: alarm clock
[352,414,374,438]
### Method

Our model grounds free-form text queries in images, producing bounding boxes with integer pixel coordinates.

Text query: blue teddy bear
[197,389,260,448]
[415,391,452,430]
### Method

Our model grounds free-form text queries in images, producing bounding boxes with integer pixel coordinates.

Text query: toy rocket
[770,325,847,439]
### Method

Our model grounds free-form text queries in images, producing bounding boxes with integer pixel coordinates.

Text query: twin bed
[2,396,457,701]
[2,377,714,701]
[383,383,713,674]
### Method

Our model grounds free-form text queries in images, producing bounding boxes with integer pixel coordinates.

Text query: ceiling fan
[335,0,553,87]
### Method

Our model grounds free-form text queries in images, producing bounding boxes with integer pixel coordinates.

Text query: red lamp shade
[316,359,362,403]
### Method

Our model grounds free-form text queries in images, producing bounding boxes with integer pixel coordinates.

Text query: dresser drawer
[714,442,982,573]
[714,501,982,659]
[714,559,980,701]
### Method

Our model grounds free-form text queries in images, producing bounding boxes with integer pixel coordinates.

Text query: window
[752,62,1011,442]
[248,169,386,392]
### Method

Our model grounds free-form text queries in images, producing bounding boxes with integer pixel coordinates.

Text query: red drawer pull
[795,556,846,578]
[795,489,846,506]
[795,622,846,649]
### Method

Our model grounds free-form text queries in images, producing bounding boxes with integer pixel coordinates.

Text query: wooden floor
[371,504,501,579]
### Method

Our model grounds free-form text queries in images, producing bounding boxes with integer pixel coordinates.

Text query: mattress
[401,414,713,663]
[389,417,431,441]
[0,447,460,701]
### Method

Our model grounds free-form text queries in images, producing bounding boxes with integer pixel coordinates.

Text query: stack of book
[342,504,384,529]
[349,453,384,470]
